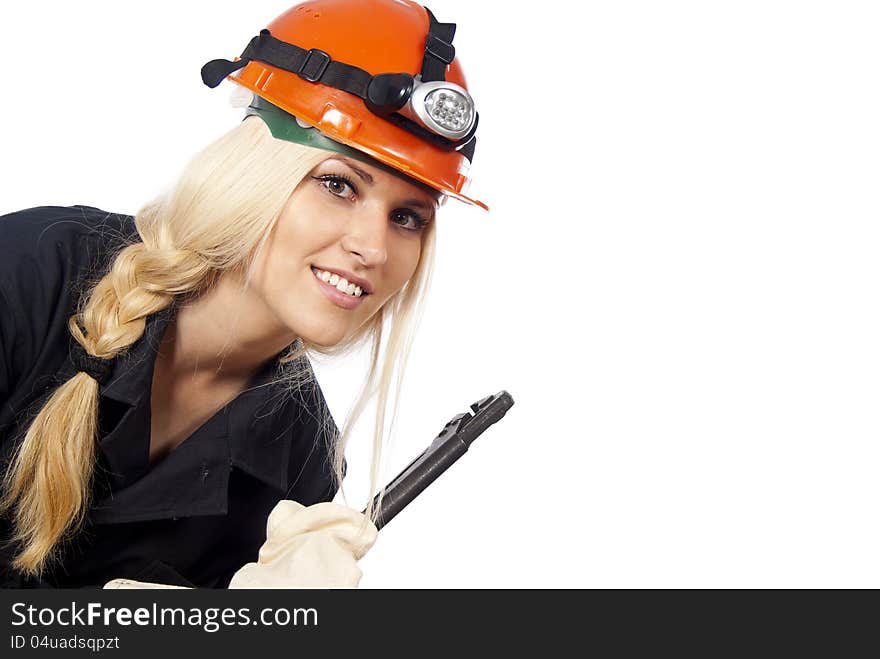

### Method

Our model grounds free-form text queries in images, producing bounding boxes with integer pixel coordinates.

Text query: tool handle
[364,390,514,530]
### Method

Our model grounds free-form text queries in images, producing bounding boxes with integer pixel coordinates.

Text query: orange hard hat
[201,0,487,210]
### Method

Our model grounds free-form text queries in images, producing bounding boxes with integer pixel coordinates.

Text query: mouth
[310,266,371,298]
[311,266,370,310]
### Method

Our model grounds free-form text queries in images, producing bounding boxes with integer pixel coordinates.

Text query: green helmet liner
[244,94,414,184]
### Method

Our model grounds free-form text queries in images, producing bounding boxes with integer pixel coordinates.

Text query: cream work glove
[228,500,377,589]
[104,580,188,589]
[104,501,378,590]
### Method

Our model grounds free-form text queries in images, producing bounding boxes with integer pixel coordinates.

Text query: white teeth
[313,268,365,297]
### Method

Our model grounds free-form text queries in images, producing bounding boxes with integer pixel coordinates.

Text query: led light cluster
[424,89,472,132]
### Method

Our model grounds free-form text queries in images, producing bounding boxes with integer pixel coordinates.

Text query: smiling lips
[311,266,372,310]
[311,267,368,297]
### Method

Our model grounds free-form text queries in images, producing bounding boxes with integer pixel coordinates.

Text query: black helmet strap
[201,5,456,92]
[421,7,456,82]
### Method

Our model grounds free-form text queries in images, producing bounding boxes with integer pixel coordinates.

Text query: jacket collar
[99,305,175,407]
[56,306,331,523]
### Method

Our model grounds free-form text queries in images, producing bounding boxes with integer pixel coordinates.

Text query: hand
[227,500,378,589]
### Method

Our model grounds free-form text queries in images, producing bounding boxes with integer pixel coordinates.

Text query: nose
[341,206,388,267]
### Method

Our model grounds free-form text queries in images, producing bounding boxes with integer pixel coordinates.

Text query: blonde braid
[0,239,210,576]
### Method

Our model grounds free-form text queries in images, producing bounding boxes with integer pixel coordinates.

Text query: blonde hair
[0,116,436,576]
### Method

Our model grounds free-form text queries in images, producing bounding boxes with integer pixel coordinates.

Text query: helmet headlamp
[407,79,475,140]
[365,74,476,141]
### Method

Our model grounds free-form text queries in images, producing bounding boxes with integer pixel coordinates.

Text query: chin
[288,315,351,349]
[301,333,347,349]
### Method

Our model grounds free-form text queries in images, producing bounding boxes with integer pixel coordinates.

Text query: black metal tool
[364,390,514,530]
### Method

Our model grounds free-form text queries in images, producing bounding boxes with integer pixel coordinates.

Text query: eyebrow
[335,157,374,185]
[333,157,439,212]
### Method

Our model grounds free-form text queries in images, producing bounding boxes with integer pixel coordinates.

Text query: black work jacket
[0,205,339,588]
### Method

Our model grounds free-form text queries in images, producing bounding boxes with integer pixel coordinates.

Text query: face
[249,155,439,347]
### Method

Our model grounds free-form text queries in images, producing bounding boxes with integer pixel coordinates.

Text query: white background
[1,1,879,588]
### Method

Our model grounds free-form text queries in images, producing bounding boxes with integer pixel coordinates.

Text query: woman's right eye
[312,174,357,200]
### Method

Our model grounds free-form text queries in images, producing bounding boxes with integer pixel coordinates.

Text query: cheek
[247,212,314,300]
[270,198,341,268]
[386,234,423,291]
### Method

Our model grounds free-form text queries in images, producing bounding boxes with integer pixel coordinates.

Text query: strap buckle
[299,48,331,82]
[424,34,455,65]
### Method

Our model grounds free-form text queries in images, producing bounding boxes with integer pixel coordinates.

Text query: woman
[0,0,484,588]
